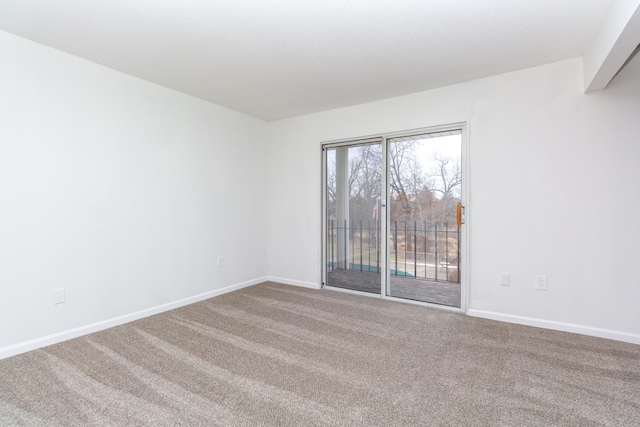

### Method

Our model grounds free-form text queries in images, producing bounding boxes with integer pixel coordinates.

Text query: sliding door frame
[321,123,469,313]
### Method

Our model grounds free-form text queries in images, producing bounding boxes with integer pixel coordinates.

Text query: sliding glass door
[322,126,465,309]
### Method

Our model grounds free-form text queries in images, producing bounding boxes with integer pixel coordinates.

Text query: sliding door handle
[457,203,465,228]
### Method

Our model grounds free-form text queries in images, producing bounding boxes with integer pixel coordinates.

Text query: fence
[327,219,460,283]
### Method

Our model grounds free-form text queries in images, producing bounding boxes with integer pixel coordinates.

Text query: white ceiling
[0,0,613,121]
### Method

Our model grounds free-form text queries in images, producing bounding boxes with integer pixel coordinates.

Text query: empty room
[1,0,639,425]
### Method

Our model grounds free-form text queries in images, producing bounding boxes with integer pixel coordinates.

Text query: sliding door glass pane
[387,131,462,307]
[325,143,382,293]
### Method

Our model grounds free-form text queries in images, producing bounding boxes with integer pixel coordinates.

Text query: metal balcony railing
[327,219,460,283]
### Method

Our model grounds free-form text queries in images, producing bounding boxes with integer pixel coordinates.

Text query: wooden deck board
[326,269,460,308]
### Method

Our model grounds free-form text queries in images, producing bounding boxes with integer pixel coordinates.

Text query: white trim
[0,277,267,360]
[325,285,463,313]
[383,295,463,313]
[267,276,321,289]
[467,309,640,346]
[321,136,384,149]
[324,285,382,298]
[382,136,389,297]
[583,1,640,92]
[321,144,328,289]
[460,121,470,313]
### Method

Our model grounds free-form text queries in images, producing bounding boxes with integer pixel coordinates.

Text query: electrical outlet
[535,275,547,291]
[500,273,510,286]
[217,257,224,268]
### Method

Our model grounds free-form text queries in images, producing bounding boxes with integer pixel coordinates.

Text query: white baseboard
[467,309,640,346]
[9,281,634,360]
[0,277,268,360]
[266,276,321,289]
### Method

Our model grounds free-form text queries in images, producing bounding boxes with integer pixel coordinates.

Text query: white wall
[266,57,640,343]
[2,28,638,355]
[0,30,268,355]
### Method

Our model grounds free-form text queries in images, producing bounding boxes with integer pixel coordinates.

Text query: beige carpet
[1,282,639,426]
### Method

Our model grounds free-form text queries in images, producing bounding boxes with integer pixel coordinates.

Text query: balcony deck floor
[326,268,460,308]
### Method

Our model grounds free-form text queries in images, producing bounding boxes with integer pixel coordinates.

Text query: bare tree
[328,143,460,226]
[349,145,381,201]
[389,139,425,222]
[427,153,461,225]
[428,153,461,200]
[326,145,382,226]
